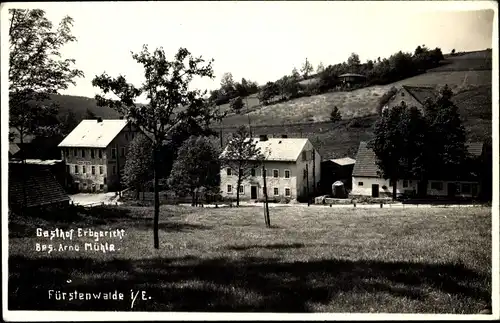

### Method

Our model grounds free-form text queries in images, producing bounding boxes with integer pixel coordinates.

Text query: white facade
[220,139,321,201]
[352,176,480,198]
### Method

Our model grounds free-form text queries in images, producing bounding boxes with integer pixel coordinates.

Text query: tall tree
[168,136,220,206]
[220,72,236,97]
[423,85,467,181]
[301,58,314,79]
[9,9,84,146]
[92,45,222,249]
[220,126,264,206]
[9,9,84,211]
[291,67,301,80]
[122,134,154,199]
[316,62,325,74]
[347,53,361,69]
[230,96,245,113]
[369,103,408,200]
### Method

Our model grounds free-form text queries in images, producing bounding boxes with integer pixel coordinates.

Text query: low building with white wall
[351,141,483,198]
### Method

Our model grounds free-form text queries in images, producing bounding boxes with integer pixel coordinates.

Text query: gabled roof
[401,85,438,105]
[352,141,484,178]
[330,157,356,166]
[9,164,70,209]
[58,119,128,148]
[220,137,310,162]
[352,142,379,178]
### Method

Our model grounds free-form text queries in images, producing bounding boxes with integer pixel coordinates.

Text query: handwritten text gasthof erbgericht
[36,228,126,242]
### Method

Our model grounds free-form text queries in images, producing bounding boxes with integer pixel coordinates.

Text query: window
[462,183,471,194]
[99,166,103,175]
[91,166,95,175]
[111,148,116,159]
[430,182,443,190]
[358,182,364,186]
[112,166,117,174]
[98,149,103,158]
[403,180,408,188]
[73,149,77,157]
[273,188,279,196]
[83,183,87,189]
[284,170,290,178]
[239,185,244,194]
[302,151,307,161]
[91,149,95,159]
[120,147,125,157]
[285,188,291,197]
[273,169,279,178]
[81,149,85,158]
[82,166,86,174]
[226,168,232,176]
[103,177,107,184]
[100,184,104,190]
[251,168,256,177]
[227,185,233,194]
[75,165,79,174]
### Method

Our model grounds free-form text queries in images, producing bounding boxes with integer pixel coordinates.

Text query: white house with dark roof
[219,135,321,201]
[382,85,438,114]
[351,141,484,198]
[58,118,139,193]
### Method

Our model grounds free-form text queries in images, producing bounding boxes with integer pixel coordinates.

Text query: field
[219,49,492,126]
[221,70,491,127]
[8,205,491,313]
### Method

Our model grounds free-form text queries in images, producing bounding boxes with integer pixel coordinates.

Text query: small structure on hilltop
[338,73,367,88]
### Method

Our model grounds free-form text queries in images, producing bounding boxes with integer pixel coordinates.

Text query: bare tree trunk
[153,147,160,249]
[236,172,241,207]
[262,166,270,227]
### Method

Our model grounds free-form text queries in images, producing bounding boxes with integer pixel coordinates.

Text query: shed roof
[58,119,128,148]
[220,137,310,162]
[9,165,70,209]
[352,141,484,178]
[330,157,356,166]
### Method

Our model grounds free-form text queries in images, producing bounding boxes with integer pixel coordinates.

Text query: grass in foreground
[8,205,491,313]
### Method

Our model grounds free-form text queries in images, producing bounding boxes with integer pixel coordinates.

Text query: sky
[1,1,496,103]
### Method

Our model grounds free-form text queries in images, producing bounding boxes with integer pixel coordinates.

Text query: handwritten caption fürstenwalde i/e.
[35,228,126,254]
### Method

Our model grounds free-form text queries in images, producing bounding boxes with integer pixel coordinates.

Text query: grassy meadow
[8,205,492,313]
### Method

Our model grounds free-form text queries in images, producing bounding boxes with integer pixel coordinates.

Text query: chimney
[259,134,268,142]
[281,134,288,138]
[97,117,103,123]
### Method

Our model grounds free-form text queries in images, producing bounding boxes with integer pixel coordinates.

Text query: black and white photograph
[1,1,498,320]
